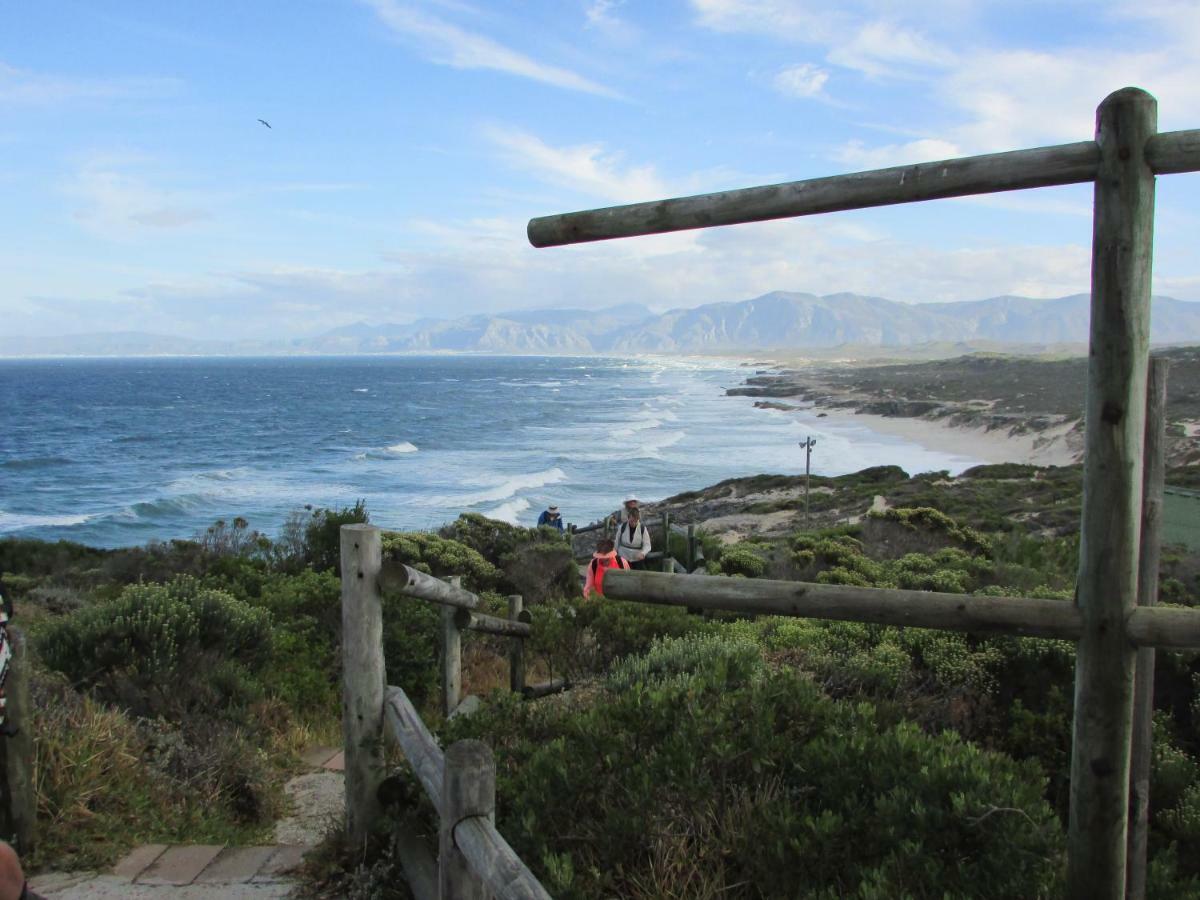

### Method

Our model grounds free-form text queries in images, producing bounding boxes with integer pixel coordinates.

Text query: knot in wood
[1101,401,1123,425]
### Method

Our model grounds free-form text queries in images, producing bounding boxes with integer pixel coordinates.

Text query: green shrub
[37,576,272,719]
[712,544,767,578]
[381,529,500,594]
[607,632,764,693]
[304,500,369,573]
[445,665,1063,899]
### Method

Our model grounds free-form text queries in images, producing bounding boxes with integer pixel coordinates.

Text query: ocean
[0,355,983,548]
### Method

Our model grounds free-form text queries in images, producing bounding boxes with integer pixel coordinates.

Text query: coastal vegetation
[4,461,1200,897]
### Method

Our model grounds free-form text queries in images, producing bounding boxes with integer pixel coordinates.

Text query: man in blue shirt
[537,505,564,531]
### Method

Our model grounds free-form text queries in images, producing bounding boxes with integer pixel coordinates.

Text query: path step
[300,745,344,771]
[30,843,313,897]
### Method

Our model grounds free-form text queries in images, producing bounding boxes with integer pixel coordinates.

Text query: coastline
[812,406,1080,467]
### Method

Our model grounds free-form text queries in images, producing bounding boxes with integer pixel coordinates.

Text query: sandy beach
[813,406,1081,467]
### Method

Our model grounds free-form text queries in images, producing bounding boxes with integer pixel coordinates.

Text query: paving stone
[252,845,311,881]
[27,871,99,892]
[112,844,168,879]
[194,846,278,883]
[137,844,224,886]
[300,745,339,769]
[322,749,344,771]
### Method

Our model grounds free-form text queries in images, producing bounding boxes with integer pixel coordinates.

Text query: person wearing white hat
[537,504,564,531]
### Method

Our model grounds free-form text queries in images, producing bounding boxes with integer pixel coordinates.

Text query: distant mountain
[3,293,1199,357]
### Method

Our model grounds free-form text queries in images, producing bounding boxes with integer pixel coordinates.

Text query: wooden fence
[341,525,552,900]
[570,511,705,573]
[530,86,1200,900]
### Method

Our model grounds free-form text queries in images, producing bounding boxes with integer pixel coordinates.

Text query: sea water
[0,355,982,548]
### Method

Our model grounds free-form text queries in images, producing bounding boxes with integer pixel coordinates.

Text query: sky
[3,0,1199,341]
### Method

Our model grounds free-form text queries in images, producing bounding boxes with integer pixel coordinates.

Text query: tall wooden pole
[441,740,494,900]
[341,523,387,854]
[508,595,526,694]
[442,576,463,717]
[1068,87,1157,900]
[800,437,816,523]
[1127,357,1168,900]
[0,629,35,855]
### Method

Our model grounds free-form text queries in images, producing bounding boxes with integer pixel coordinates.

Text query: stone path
[30,747,346,899]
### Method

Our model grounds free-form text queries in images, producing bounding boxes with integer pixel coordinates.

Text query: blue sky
[3,0,1199,340]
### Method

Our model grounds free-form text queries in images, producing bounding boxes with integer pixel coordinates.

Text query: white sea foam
[353,388,369,393]
[484,497,530,524]
[0,510,91,532]
[385,442,419,454]
[447,467,567,506]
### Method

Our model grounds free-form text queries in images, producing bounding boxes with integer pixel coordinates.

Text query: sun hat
[548,505,559,512]
[624,495,639,504]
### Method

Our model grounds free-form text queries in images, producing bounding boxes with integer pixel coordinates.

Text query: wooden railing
[570,510,705,574]
[340,525,553,900]
[529,87,1200,900]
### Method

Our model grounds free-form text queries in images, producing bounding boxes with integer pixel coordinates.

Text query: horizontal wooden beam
[384,686,444,810]
[602,570,1084,640]
[455,816,554,900]
[522,678,570,699]
[379,560,480,610]
[528,128,1200,248]
[1126,605,1200,649]
[394,824,438,900]
[454,607,532,638]
[1146,129,1200,175]
[528,141,1100,247]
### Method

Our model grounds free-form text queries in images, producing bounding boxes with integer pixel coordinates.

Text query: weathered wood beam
[1145,129,1200,175]
[394,824,438,900]
[509,597,527,694]
[1068,86,1157,900]
[1126,606,1200,649]
[379,559,480,610]
[455,816,555,900]
[442,740,492,899]
[384,685,445,811]
[602,570,1084,640]
[528,140,1100,246]
[522,678,570,700]
[1127,356,1168,900]
[454,606,533,638]
[340,524,387,854]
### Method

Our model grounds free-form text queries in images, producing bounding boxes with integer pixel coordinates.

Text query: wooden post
[508,595,526,694]
[443,576,463,718]
[1068,87,1158,900]
[440,740,494,900]
[0,628,35,855]
[686,524,696,573]
[1127,357,1168,900]
[660,512,672,572]
[340,523,386,853]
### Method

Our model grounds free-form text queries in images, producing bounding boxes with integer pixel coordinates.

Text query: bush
[304,501,370,574]
[37,576,273,720]
[381,529,500,594]
[445,663,1064,899]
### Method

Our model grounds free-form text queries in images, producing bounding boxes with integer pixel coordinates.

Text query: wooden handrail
[455,816,553,900]
[380,559,480,610]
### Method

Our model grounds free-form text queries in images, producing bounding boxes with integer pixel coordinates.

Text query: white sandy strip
[817,408,1081,467]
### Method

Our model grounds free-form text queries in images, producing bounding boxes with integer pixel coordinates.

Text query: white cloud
[483,125,668,203]
[0,61,177,105]
[826,20,956,78]
[66,163,211,238]
[363,0,619,98]
[835,137,961,169]
[773,63,829,99]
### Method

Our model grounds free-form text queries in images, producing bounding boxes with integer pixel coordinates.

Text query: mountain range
[4,292,1199,357]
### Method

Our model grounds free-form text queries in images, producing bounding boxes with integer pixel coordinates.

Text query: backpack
[590,554,630,595]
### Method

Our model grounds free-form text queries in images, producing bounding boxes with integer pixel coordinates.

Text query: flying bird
[258,118,272,129]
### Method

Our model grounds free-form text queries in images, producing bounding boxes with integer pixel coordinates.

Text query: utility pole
[799,437,816,525]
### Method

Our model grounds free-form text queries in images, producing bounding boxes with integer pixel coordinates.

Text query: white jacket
[615,519,651,562]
